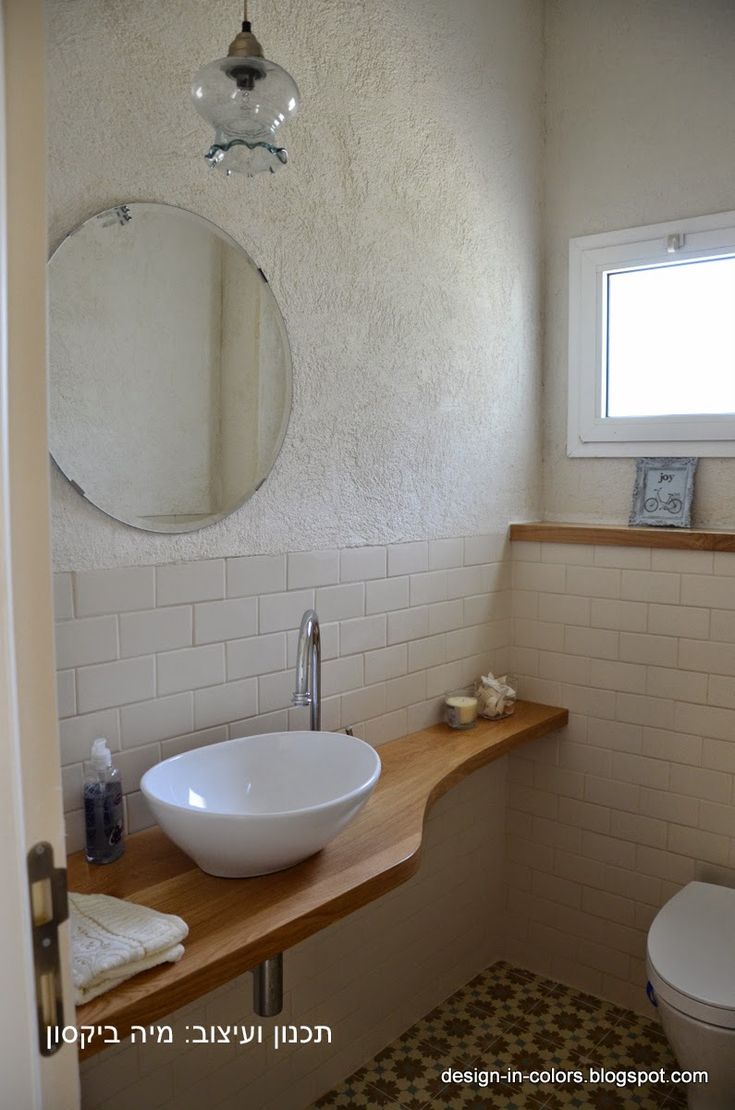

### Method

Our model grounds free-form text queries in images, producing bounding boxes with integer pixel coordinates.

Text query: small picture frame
[630,457,697,528]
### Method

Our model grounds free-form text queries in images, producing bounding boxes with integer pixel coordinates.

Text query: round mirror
[48,203,292,533]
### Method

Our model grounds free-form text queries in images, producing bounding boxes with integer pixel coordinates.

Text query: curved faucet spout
[292,609,321,730]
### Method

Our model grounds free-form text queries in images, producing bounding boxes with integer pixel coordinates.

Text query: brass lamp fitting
[227,24,264,59]
[228,2,263,58]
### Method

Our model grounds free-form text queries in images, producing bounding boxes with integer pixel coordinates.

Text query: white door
[0,1,80,1106]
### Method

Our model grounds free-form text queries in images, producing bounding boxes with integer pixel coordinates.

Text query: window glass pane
[606,256,735,418]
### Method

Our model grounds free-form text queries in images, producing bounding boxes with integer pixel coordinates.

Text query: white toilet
[647,881,735,1109]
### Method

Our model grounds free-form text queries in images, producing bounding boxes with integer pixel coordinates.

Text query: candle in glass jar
[445,694,478,729]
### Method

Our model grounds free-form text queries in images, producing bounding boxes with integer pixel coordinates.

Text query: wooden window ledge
[510,521,735,552]
[68,701,567,1057]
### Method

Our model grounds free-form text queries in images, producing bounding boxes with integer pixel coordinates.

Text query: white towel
[69,892,188,1005]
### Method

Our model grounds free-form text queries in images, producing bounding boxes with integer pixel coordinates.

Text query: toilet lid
[647,881,735,1026]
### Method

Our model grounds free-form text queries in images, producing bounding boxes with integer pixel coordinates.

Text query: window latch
[666,233,685,253]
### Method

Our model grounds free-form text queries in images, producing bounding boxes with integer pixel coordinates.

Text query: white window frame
[567,209,735,457]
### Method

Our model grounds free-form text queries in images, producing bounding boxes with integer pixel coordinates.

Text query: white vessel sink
[140,731,381,878]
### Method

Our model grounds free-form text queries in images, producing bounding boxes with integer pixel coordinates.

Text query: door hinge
[27,842,69,1056]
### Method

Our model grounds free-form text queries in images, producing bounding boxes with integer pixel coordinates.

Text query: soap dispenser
[84,738,124,864]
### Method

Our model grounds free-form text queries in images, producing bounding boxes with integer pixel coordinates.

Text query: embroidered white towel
[69,892,188,1005]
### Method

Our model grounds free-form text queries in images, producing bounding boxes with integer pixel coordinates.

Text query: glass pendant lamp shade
[191,5,300,177]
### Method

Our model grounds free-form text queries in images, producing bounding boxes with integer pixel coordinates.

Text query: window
[567,210,735,457]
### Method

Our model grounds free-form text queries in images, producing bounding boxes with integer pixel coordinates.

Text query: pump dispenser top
[90,737,112,769]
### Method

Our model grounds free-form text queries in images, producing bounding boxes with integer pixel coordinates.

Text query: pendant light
[191,2,300,177]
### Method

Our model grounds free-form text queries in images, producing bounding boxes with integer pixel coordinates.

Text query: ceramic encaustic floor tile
[482,1026,593,1100]
[419,1085,550,1109]
[402,992,501,1060]
[312,1068,399,1108]
[542,1090,672,1110]
[453,962,552,1027]
[354,1033,456,1110]
[539,979,623,1017]
[582,1035,686,1108]
[592,1021,675,1070]
[512,994,614,1057]
[309,962,692,1110]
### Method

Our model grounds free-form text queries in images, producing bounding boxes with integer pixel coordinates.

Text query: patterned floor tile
[592,1022,675,1069]
[309,962,691,1110]
[586,1019,686,1106]
[660,1089,688,1109]
[513,994,615,1057]
[482,1026,592,1097]
[404,991,502,1059]
[313,1070,395,1107]
[356,1031,456,1109]
[541,980,626,1018]
[542,1091,671,1109]
[423,1087,550,1109]
[453,961,552,1027]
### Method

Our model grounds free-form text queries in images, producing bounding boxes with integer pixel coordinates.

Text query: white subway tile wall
[65,532,735,1103]
[508,539,735,1014]
[54,536,510,850]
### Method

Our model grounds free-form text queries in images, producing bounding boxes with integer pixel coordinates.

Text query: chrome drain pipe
[253,954,283,1016]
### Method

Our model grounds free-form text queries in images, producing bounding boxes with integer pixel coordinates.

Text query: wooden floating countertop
[69,701,567,1057]
[510,521,735,552]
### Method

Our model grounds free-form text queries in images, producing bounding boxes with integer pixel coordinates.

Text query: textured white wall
[47,0,544,572]
[542,0,735,528]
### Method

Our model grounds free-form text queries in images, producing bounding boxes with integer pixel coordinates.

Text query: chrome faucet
[292,609,321,730]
